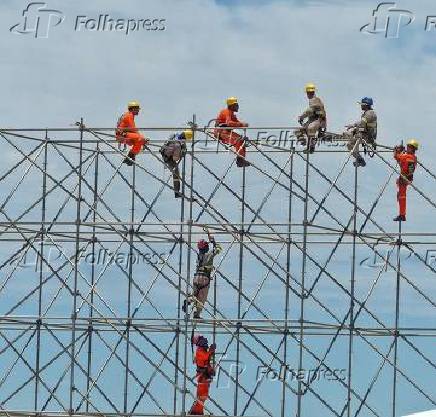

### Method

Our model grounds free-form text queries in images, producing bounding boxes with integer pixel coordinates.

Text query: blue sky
[0,0,435,416]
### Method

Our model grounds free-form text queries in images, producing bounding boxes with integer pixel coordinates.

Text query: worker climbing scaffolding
[296,83,327,154]
[160,129,192,198]
[215,97,251,167]
[344,97,378,167]
[189,334,216,416]
[115,101,149,165]
[393,139,418,222]
[183,231,222,319]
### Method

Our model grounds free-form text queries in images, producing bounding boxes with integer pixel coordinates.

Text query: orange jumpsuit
[394,150,417,217]
[189,344,215,415]
[116,111,146,155]
[215,108,247,158]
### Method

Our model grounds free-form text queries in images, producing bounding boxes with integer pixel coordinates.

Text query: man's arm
[394,145,405,163]
[225,111,247,128]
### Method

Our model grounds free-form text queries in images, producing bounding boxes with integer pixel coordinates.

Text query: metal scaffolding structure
[0,119,435,417]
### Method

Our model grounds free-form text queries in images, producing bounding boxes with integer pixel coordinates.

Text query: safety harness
[159,135,187,163]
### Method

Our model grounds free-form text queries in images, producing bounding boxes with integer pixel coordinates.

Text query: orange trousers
[189,379,210,415]
[397,178,408,216]
[117,132,146,155]
[217,131,246,158]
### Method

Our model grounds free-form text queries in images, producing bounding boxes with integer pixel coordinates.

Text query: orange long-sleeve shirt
[195,345,215,369]
[394,151,417,179]
[117,111,138,133]
[216,108,245,128]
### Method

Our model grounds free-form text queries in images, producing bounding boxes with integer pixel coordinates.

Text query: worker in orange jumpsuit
[115,101,149,165]
[393,139,418,222]
[189,334,216,415]
[215,97,250,167]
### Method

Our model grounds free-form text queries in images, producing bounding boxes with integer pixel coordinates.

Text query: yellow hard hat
[183,129,193,141]
[128,100,141,109]
[407,139,419,150]
[305,83,316,93]
[226,97,238,106]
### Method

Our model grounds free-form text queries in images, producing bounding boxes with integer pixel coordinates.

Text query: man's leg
[398,180,408,219]
[168,160,182,197]
[219,132,250,167]
[193,276,209,318]
[347,133,366,166]
[306,120,320,153]
[189,379,208,415]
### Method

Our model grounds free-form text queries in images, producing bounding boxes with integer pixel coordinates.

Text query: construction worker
[393,140,418,222]
[297,83,327,154]
[189,334,216,416]
[115,101,149,165]
[345,97,377,167]
[215,97,250,167]
[160,129,192,198]
[183,235,222,319]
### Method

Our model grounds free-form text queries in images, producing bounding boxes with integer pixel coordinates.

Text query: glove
[395,145,405,152]
[298,116,304,125]
[210,343,216,351]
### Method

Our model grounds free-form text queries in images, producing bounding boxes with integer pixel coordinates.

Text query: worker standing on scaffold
[160,129,193,198]
[296,83,327,154]
[183,232,222,319]
[214,97,251,167]
[189,334,216,416]
[393,139,418,222]
[115,101,149,165]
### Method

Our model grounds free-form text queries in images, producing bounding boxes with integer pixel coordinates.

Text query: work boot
[182,299,190,313]
[393,215,406,222]
[193,311,201,319]
[236,157,250,167]
[174,191,183,199]
[353,155,366,167]
[123,151,135,166]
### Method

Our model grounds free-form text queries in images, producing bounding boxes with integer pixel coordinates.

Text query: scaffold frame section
[0,120,435,417]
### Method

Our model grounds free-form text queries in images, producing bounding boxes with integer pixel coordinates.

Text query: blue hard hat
[360,97,373,106]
